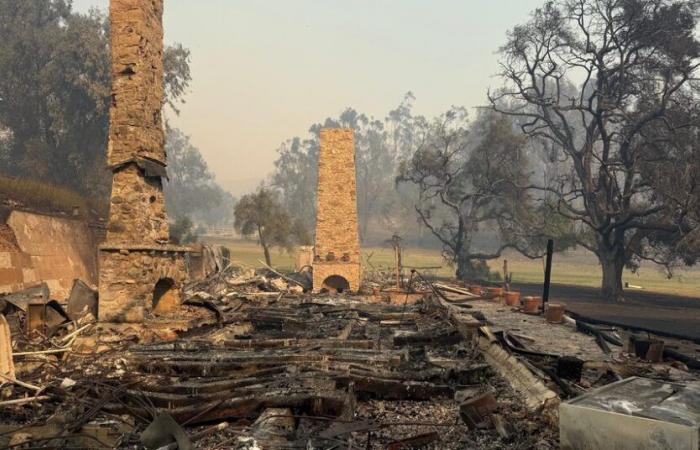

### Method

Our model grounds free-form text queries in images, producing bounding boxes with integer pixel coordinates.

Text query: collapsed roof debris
[1,264,699,449]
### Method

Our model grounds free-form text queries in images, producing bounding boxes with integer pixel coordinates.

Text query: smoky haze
[71,0,544,196]
[1,0,698,301]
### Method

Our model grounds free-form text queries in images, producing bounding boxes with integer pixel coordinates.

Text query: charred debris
[1,264,699,449]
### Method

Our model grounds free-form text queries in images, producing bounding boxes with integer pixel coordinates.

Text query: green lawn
[204,236,700,298]
[500,250,700,297]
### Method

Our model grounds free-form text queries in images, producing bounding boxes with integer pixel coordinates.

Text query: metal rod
[542,239,554,314]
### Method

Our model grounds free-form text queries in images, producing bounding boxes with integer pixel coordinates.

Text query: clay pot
[545,303,565,323]
[468,285,482,295]
[522,296,541,314]
[504,291,520,306]
[486,287,503,300]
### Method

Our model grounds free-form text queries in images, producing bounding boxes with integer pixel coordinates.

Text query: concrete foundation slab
[560,377,700,450]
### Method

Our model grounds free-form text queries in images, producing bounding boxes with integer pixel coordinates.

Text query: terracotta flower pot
[522,296,541,314]
[486,287,503,300]
[504,291,520,306]
[545,303,565,323]
[468,285,482,295]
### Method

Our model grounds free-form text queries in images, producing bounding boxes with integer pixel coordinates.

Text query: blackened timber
[541,239,554,313]
[105,389,349,425]
[336,374,453,400]
[393,328,463,346]
[216,338,374,349]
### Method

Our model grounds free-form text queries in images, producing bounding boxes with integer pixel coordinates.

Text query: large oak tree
[398,109,569,281]
[490,0,700,301]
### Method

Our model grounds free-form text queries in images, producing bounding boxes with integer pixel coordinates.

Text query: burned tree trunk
[598,244,625,303]
[257,225,272,267]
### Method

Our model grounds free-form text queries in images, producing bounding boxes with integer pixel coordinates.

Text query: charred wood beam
[133,367,287,394]
[105,389,349,425]
[335,375,454,400]
[663,347,700,370]
[387,431,440,449]
[129,349,401,364]
[393,328,462,347]
[129,351,403,377]
[344,365,489,385]
[215,338,375,350]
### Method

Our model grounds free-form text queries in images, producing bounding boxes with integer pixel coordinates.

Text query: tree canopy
[234,188,309,266]
[490,0,700,300]
[397,109,573,280]
[0,0,191,210]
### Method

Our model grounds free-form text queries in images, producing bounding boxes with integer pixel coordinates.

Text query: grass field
[204,236,700,298]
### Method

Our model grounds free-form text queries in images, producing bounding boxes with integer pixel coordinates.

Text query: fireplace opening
[321,275,350,294]
[152,277,178,314]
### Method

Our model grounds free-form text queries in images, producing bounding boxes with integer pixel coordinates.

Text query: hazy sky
[72,0,544,195]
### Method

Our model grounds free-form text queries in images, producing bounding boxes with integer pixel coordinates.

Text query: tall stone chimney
[312,129,361,292]
[98,0,188,322]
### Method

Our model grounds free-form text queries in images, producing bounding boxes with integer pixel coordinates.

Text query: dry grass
[204,236,700,299]
[0,175,88,214]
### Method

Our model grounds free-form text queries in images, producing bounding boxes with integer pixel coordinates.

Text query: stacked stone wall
[98,248,186,322]
[313,262,361,293]
[106,164,169,245]
[108,0,165,167]
[99,0,187,322]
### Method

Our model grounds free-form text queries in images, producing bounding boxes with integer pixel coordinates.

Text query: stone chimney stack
[312,129,361,292]
[106,0,169,245]
[98,0,188,322]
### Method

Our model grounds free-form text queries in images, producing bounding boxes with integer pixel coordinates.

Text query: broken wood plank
[433,283,479,297]
[105,389,348,425]
[336,374,454,400]
[393,328,462,346]
[387,431,440,449]
[0,395,51,407]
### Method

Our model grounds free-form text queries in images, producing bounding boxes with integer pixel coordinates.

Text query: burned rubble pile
[1,265,699,448]
[0,265,569,449]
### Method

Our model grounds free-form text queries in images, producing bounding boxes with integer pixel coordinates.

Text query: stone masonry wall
[312,129,361,291]
[0,211,98,299]
[99,0,187,322]
[98,248,186,322]
[108,0,165,167]
[106,164,169,245]
[313,262,361,293]
[106,0,168,244]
